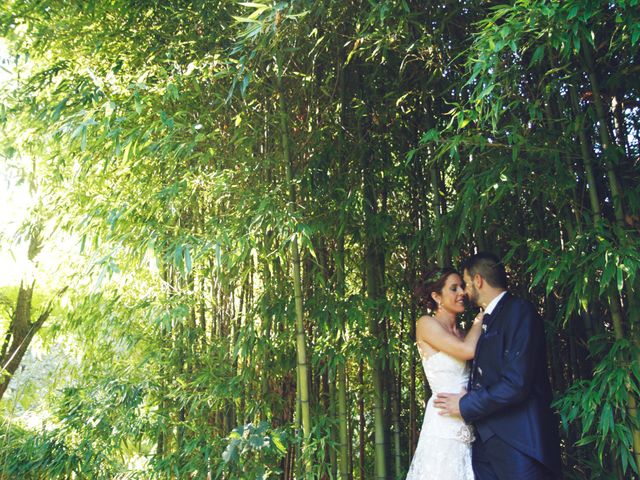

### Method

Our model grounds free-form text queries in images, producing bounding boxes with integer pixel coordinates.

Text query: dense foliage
[0,1,639,479]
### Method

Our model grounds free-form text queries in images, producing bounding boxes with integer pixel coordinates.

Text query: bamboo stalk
[275,54,312,476]
[358,359,366,480]
[362,163,388,480]
[336,233,350,480]
[391,348,403,479]
[578,43,640,469]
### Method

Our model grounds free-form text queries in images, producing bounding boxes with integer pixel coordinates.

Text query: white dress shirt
[484,291,507,315]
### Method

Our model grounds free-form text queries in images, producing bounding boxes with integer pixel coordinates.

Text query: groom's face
[463,269,480,307]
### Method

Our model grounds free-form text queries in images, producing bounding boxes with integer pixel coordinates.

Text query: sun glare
[0,40,32,287]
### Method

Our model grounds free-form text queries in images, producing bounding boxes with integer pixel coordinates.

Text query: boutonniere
[482,324,487,333]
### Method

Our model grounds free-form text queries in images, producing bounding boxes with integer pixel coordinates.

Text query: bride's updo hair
[414,267,459,313]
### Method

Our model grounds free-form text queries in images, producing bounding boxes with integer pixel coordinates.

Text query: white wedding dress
[406,350,475,479]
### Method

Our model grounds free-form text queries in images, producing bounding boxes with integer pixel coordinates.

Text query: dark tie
[470,312,491,387]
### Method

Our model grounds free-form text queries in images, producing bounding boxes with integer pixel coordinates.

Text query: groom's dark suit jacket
[459,292,561,475]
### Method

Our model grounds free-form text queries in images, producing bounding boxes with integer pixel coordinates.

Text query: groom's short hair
[461,252,507,289]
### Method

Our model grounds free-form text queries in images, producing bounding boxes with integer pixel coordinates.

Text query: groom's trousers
[472,433,557,480]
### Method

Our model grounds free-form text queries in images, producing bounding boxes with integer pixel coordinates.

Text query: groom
[434,252,562,479]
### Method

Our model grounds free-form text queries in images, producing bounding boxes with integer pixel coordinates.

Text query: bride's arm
[461,312,484,354]
[416,313,484,361]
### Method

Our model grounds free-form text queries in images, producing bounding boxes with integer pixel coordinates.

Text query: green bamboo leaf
[174,245,183,271]
[184,246,192,274]
[51,97,68,121]
[531,267,546,288]
[601,262,615,292]
[599,404,613,437]
[238,2,270,9]
[476,83,496,102]
[81,125,88,150]
[232,15,262,24]
[420,128,439,144]
[616,267,624,292]
[123,140,134,162]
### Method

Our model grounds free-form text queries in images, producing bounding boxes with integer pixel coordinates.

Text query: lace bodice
[405,350,475,479]
[422,350,470,395]
[419,351,475,444]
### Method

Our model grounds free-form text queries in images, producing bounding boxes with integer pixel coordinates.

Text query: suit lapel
[469,293,509,386]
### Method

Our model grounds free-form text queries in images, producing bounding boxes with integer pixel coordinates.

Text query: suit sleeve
[459,302,541,424]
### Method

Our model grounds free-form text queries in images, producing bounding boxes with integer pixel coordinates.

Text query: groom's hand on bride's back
[434,388,467,417]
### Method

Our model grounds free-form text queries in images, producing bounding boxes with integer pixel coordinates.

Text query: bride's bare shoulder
[416,315,443,334]
[416,314,431,327]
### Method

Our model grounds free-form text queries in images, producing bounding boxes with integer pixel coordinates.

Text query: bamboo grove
[0,1,639,479]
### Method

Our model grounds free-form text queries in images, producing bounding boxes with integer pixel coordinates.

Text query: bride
[406,267,484,480]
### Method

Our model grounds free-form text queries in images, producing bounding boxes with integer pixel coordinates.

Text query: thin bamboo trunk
[358,359,366,480]
[582,41,625,225]
[329,371,338,479]
[408,152,422,459]
[409,305,417,456]
[347,372,354,480]
[360,126,388,480]
[295,362,304,479]
[275,55,312,477]
[260,233,274,406]
[370,356,387,479]
[335,54,353,480]
[364,256,389,478]
[336,233,350,480]
[430,166,446,267]
[579,44,640,468]
[391,345,403,479]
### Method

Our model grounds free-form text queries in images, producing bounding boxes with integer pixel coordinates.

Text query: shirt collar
[484,291,507,315]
